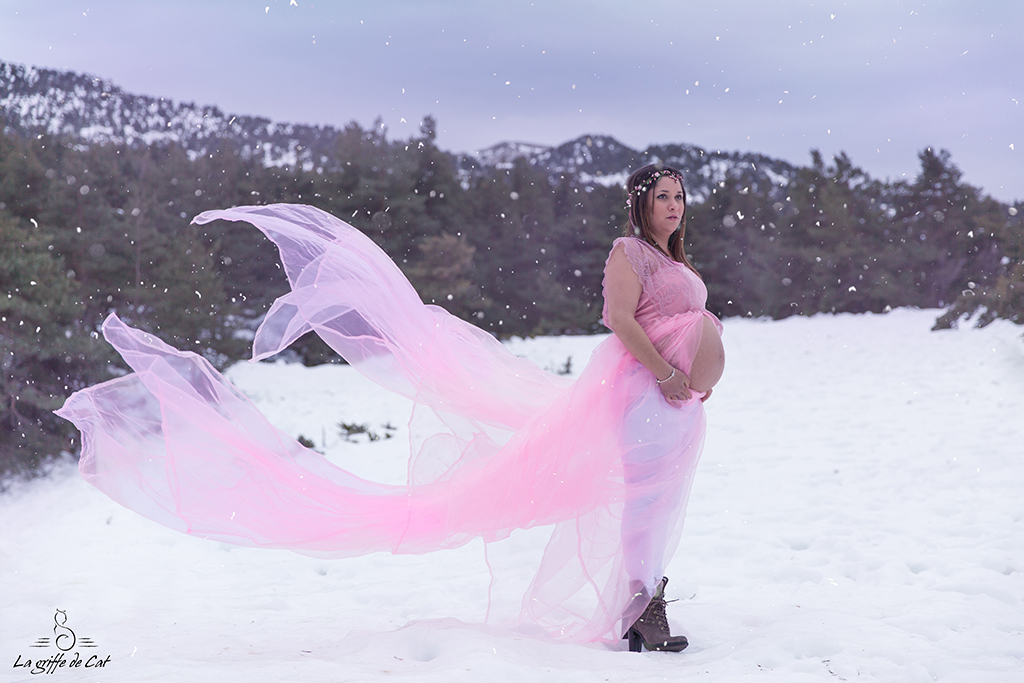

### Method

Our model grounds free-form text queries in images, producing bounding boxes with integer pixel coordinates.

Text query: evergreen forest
[2,119,1022,478]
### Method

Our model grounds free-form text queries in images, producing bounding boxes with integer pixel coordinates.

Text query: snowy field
[2,308,1023,682]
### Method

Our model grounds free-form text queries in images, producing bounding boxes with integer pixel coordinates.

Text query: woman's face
[646,176,685,242]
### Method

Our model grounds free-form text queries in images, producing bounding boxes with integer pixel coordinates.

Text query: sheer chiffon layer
[56,204,709,644]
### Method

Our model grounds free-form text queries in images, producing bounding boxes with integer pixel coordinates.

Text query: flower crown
[625,169,685,208]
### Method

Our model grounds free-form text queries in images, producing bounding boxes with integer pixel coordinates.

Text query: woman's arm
[604,244,693,402]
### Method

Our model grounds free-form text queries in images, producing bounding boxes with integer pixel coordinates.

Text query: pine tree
[888,149,1001,308]
[0,211,109,477]
[935,201,1024,328]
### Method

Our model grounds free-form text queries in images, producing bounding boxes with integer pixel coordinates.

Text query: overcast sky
[2,0,1021,202]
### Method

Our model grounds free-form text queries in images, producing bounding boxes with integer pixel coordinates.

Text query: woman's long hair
[622,163,701,277]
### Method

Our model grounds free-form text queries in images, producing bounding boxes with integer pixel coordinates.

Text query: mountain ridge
[1,59,797,203]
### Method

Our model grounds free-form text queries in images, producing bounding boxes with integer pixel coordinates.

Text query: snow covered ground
[2,308,1022,682]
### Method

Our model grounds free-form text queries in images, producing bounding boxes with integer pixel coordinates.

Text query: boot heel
[626,627,643,652]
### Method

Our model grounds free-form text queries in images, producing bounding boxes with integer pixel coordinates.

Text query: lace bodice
[602,237,710,327]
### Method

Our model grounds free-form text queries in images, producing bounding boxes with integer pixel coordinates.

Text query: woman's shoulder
[611,236,651,255]
[606,237,659,286]
[605,237,631,268]
[610,236,668,264]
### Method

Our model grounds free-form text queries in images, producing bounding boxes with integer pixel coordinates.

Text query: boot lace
[645,596,678,632]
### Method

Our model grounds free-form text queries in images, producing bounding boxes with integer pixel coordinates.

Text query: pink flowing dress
[55,204,721,644]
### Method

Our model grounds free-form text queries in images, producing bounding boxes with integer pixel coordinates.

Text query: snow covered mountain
[0,60,344,170]
[462,135,797,203]
[1,59,797,201]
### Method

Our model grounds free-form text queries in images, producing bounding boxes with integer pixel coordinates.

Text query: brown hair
[622,163,700,276]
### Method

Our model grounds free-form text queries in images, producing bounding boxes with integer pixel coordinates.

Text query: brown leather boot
[623,577,689,652]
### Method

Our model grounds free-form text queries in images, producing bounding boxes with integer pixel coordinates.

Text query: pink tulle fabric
[55,204,720,644]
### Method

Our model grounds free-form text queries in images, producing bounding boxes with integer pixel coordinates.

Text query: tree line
[1,118,1021,477]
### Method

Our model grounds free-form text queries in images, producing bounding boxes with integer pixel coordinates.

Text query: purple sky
[2,0,1022,202]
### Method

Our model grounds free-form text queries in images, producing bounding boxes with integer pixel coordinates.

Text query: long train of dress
[56,204,709,643]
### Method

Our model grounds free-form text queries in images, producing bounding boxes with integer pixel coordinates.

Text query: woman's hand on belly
[657,367,693,405]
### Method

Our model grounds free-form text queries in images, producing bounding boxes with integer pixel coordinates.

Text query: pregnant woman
[57,164,724,651]
[604,164,725,651]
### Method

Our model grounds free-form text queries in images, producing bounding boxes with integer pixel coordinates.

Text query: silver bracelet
[656,368,676,385]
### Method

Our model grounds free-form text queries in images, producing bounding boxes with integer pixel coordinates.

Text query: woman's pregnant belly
[689,315,725,392]
[645,311,725,394]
